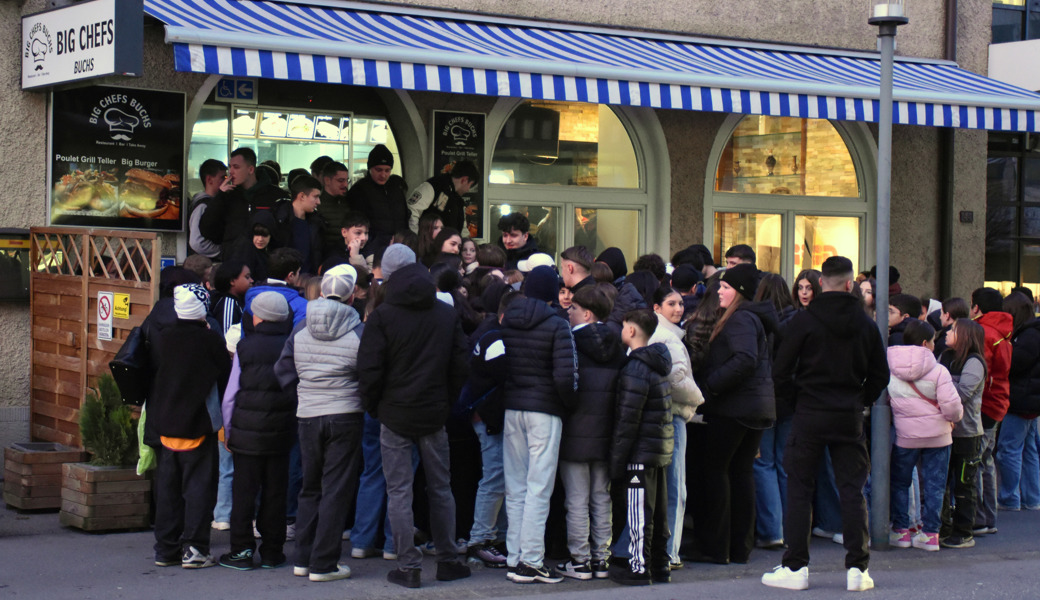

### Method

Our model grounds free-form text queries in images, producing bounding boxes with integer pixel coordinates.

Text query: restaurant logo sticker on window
[49,85,185,232]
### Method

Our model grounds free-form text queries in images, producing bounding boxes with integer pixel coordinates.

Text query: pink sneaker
[889,528,912,548]
[912,531,939,552]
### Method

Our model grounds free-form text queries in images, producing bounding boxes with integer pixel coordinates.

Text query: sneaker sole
[940,540,975,549]
[559,569,592,581]
[261,561,287,569]
[890,541,911,548]
[309,572,351,582]
[513,576,564,584]
[763,579,809,591]
[293,566,309,577]
[219,562,255,571]
[182,562,216,569]
[593,571,609,579]
[849,582,874,592]
[154,560,179,567]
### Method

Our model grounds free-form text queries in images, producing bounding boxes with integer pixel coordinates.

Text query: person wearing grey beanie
[381,244,416,282]
[250,291,290,323]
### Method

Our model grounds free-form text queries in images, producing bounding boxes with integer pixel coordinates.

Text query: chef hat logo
[104,108,140,141]
[449,123,472,145]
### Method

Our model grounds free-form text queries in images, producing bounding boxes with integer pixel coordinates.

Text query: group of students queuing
[143,147,1040,592]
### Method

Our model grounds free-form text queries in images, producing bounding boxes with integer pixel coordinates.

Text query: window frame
[704,114,876,283]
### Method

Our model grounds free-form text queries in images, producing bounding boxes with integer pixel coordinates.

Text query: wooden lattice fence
[29,227,159,446]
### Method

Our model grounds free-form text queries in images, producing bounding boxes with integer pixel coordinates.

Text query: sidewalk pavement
[2,504,1039,600]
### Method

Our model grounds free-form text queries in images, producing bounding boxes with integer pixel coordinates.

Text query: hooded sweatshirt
[275,298,364,418]
[774,292,889,415]
[976,310,1013,423]
[887,344,962,448]
[358,263,470,437]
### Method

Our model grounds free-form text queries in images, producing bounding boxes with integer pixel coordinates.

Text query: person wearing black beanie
[596,247,628,285]
[344,145,409,259]
[720,263,759,301]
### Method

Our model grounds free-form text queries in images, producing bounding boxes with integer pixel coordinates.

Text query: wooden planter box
[4,442,88,510]
[59,462,151,532]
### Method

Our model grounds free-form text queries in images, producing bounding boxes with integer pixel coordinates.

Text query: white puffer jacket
[650,313,704,422]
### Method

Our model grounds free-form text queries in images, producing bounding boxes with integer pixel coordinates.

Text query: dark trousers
[382,425,458,570]
[230,452,290,557]
[153,434,218,559]
[942,435,984,539]
[782,412,870,571]
[294,413,364,574]
[687,416,763,563]
[622,464,669,574]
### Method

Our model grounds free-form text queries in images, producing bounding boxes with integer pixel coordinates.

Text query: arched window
[487,100,663,261]
[705,115,875,281]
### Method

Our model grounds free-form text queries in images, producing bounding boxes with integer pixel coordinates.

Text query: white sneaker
[762,565,809,590]
[832,533,844,545]
[309,564,352,582]
[342,529,351,541]
[211,520,230,531]
[293,566,309,577]
[847,567,873,591]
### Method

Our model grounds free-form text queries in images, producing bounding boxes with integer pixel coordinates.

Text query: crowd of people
[137,145,1040,592]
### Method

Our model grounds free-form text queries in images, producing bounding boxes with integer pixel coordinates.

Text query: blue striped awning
[144,0,1040,132]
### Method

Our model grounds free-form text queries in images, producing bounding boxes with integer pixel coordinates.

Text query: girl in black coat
[686,264,776,565]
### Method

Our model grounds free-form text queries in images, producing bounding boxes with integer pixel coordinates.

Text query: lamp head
[869,0,909,26]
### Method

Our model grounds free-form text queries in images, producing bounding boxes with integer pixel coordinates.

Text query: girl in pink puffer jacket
[887,320,963,552]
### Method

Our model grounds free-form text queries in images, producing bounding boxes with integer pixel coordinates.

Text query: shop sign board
[431,111,486,239]
[49,85,186,232]
[97,292,113,341]
[22,0,143,90]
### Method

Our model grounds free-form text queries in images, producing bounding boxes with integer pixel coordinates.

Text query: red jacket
[976,311,1013,422]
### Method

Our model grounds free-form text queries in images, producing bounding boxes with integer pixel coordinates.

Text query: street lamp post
[868,0,908,551]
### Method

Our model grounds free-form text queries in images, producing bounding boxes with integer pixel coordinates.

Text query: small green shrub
[79,374,138,466]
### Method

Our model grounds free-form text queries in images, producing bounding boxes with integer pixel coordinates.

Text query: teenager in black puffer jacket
[997,293,1040,510]
[687,264,776,566]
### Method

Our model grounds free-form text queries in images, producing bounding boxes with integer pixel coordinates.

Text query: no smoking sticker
[97,292,113,341]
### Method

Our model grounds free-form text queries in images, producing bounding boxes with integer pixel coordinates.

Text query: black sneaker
[608,563,651,586]
[651,566,671,583]
[468,543,508,568]
[557,559,593,580]
[154,554,180,567]
[436,560,472,581]
[940,535,976,549]
[512,562,564,584]
[261,551,287,569]
[590,559,610,579]
[388,567,422,588]
[219,549,255,571]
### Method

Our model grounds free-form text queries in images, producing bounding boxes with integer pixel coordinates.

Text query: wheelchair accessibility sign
[214,78,257,104]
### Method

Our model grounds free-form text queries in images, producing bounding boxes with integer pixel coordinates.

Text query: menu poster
[49,85,185,231]
[432,111,485,239]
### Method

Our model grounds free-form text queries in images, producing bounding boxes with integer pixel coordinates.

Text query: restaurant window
[707,115,869,281]
[187,105,400,197]
[488,100,647,258]
[985,131,1040,297]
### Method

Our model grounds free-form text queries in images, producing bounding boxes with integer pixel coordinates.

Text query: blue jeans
[213,441,234,523]
[813,449,843,533]
[666,414,687,563]
[503,409,562,569]
[996,414,1040,509]
[890,445,952,533]
[286,429,302,520]
[351,414,394,553]
[753,415,792,543]
[469,419,507,545]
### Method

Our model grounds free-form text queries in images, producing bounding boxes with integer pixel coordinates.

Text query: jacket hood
[629,343,671,376]
[1016,317,1040,338]
[574,322,622,363]
[384,263,436,309]
[806,292,867,337]
[249,208,278,231]
[977,310,1013,337]
[306,298,360,341]
[739,300,779,336]
[887,344,939,382]
[502,296,560,331]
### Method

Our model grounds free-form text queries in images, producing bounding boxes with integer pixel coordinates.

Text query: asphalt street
[2,504,1038,600]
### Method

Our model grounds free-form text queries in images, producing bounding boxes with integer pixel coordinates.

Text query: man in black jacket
[273,175,326,276]
[150,284,232,569]
[407,159,479,235]
[609,309,674,586]
[763,256,888,593]
[500,266,577,584]
[199,147,290,259]
[218,292,295,571]
[358,263,472,589]
[317,161,351,255]
[497,212,540,270]
[346,145,410,256]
